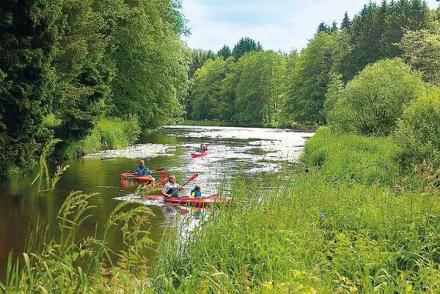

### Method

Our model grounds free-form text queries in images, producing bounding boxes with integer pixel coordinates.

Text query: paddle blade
[154,167,165,172]
[186,173,199,183]
[159,173,170,180]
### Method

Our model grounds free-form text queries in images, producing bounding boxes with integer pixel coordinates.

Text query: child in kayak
[162,175,183,198]
[135,160,152,176]
[191,185,202,198]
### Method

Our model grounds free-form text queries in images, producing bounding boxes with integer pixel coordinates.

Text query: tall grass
[0,191,154,293]
[150,172,440,293]
[302,127,401,186]
[65,116,141,159]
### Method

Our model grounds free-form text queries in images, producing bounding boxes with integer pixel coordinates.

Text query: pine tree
[341,12,351,30]
[232,37,263,60]
[317,22,331,33]
[217,45,232,60]
[0,0,62,173]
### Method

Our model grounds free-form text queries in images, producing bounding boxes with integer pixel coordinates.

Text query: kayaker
[135,160,151,176]
[162,175,183,198]
[201,144,207,152]
[191,185,202,198]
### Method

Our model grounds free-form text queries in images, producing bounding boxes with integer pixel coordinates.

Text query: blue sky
[182,0,439,53]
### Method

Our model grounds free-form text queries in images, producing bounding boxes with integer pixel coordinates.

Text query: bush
[329,59,425,136]
[302,127,400,186]
[394,88,440,171]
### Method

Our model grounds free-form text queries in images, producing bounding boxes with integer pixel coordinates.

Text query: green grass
[64,117,141,159]
[302,127,401,186]
[150,172,440,293]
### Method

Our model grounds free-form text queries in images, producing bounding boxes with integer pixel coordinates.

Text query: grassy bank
[64,116,141,159]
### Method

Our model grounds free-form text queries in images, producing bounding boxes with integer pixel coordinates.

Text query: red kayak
[119,172,154,183]
[143,194,230,208]
[191,151,207,158]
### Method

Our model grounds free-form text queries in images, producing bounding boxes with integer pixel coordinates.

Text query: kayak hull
[144,193,230,208]
[120,172,154,183]
[191,151,207,158]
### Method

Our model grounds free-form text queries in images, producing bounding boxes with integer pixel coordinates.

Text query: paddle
[169,173,199,197]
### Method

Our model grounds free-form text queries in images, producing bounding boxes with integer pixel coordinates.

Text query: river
[0,126,312,277]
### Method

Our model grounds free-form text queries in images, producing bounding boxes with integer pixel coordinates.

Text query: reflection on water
[0,126,312,277]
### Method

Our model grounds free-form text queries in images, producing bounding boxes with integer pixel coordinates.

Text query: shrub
[394,88,440,171]
[329,59,425,136]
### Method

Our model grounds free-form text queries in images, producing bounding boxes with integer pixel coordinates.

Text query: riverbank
[180,120,318,132]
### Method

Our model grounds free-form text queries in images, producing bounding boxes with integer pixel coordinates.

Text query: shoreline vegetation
[179,120,318,132]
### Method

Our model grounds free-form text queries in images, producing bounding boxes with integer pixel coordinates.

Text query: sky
[182,0,439,53]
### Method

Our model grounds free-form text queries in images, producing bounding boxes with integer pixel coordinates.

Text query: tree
[234,51,286,125]
[0,0,61,174]
[108,0,189,128]
[394,88,440,171]
[52,0,114,153]
[232,37,262,60]
[341,12,351,30]
[322,73,344,120]
[189,58,229,120]
[188,49,216,78]
[400,29,440,85]
[217,45,232,60]
[285,32,338,123]
[317,22,331,33]
[329,59,425,136]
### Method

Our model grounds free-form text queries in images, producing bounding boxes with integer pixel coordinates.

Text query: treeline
[186,0,440,127]
[0,0,189,174]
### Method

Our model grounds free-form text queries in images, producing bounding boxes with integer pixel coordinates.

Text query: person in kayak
[162,175,183,198]
[191,185,202,198]
[135,160,151,176]
[194,144,207,153]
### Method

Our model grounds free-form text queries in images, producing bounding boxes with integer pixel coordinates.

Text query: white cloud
[182,0,439,52]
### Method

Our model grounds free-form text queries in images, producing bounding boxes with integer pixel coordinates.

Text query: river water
[0,126,312,276]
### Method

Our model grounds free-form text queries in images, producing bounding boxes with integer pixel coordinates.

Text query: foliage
[322,72,344,120]
[329,58,425,136]
[394,88,440,172]
[0,0,61,175]
[217,45,232,60]
[189,58,230,120]
[284,32,338,123]
[108,0,189,128]
[232,37,263,60]
[400,28,440,85]
[346,0,430,79]
[52,0,113,155]
[234,51,286,125]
